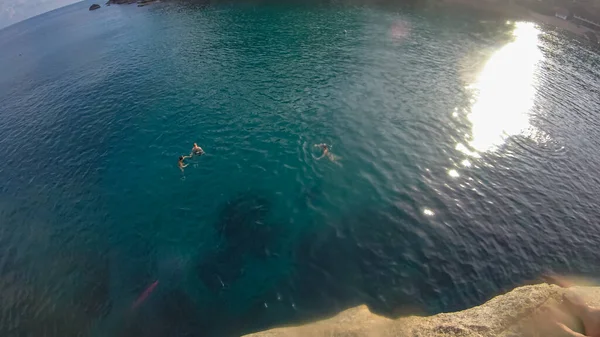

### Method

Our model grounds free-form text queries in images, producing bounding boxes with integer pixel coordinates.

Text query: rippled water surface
[1,1,600,336]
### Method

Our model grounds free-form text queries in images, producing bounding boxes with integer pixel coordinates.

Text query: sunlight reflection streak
[459,22,543,154]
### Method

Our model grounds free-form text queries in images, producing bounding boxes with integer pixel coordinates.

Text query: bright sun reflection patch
[459,22,542,154]
[423,208,435,216]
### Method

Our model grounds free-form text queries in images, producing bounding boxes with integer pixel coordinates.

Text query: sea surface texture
[1,1,600,336]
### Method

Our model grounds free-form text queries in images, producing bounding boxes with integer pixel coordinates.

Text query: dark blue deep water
[1,1,600,336]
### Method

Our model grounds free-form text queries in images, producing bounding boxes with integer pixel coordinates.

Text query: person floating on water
[314,143,336,161]
[178,155,191,172]
[191,143,205,156]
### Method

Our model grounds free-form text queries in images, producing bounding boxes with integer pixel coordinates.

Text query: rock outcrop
[105,0,136,5]
[246,284,600,337]
[137,0,159,6]
[89,4,101,10]
[104,0,158,6]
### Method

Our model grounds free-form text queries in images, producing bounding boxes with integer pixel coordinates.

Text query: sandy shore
[441,0,595,37]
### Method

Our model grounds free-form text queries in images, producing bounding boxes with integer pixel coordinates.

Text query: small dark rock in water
[89,4,101,10]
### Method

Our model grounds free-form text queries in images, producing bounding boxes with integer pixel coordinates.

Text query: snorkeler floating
[178,143,205,172]
[178,155,191,172]
[314,143,336,161]
[191,143,205,156]
[179,141,337,171]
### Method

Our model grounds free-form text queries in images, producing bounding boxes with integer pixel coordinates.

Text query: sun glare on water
[459,22,543,155]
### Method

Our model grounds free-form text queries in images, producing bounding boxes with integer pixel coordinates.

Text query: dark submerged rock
[89,4,101,10]
[196,192,278,290]
[216,192,274,256]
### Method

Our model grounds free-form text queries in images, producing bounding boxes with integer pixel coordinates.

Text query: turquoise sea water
[1,1,600,336]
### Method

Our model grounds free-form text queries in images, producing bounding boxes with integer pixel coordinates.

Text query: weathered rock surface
[137,0,159,6]
[106,0,136,4]
[246,284,600,337]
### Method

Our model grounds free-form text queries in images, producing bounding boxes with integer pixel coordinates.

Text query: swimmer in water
[178,155,191,172]
[314,143,334,161]
[191,143,204,156]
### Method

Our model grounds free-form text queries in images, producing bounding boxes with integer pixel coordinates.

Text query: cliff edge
[246,284,600,336]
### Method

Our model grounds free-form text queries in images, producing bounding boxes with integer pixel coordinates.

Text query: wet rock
[89,4,101,10]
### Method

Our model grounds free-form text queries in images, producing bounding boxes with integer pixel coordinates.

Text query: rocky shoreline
[95,0,598,44]
[439,0,598,43]
[245,283,600,337]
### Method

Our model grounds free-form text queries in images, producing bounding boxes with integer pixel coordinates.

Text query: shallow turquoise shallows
[1,1,600,336]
